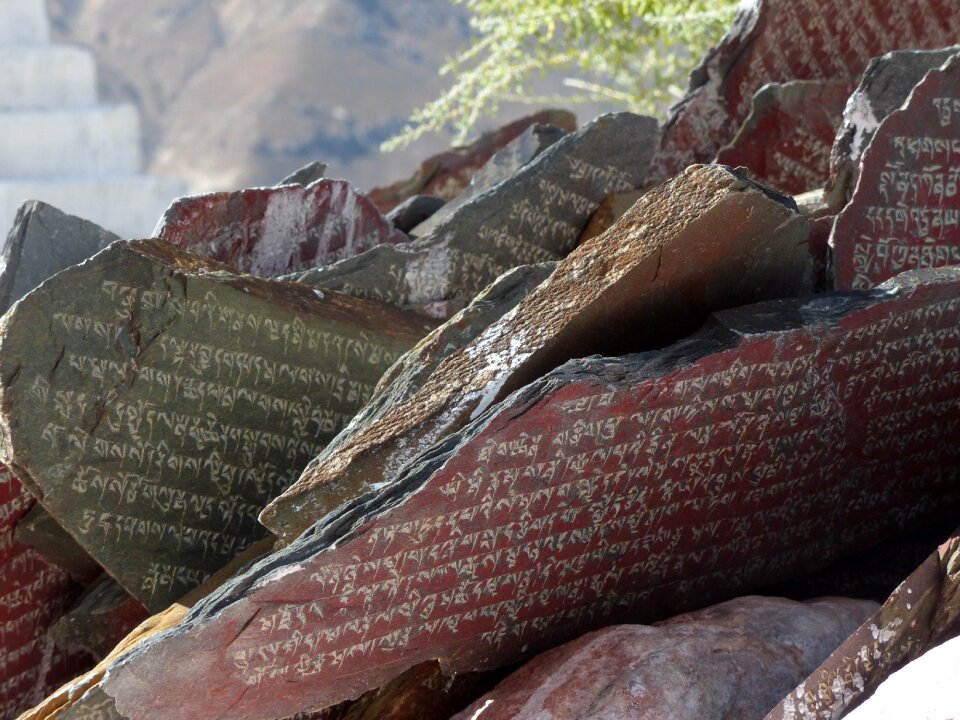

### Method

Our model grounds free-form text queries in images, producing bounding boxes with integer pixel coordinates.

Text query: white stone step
[0,45,98,110]
[0,175,188,240]
[0,104,143,177]
[0,0,50,46]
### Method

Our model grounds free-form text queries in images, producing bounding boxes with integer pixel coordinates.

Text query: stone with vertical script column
[832,52,960,290]
[0,239,435,611]
[103,265,960,720]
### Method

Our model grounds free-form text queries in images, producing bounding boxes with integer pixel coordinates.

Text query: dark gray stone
[286,112,658,317]
[385,195,446,234]
[276,161,328,187]
[0,201,119,314]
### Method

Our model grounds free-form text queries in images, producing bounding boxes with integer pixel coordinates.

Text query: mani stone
[651,0,960,181]
[0,200,119,314]
[0,464,89,720]
[277,161,328,187]
[452,597,876,720]
[0,239,434,612]
[409,123,568,238]
[104,265,960,720]
[831,52,960,291]
[385,196,446,235]
[155,179,408,279]
[14,504,103,583]
[714,80,852,195]
[767,527,960,720]
[286,112,660,316]
[261,163,811,543]
[826,46,960,210]
[367,109,577,214]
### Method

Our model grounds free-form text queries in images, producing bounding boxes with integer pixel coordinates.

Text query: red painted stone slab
[367,110,577,214]
[157,180,408,278]
[0,465,88,719]
[715,80,852,195]
[766,528,960,719]
[105,266,960,720]
[653,0,960,180]
[832,53,960,290]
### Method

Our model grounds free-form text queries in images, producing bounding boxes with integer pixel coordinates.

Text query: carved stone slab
[0,239,434,611]
[367,110,577,214]
[287,113,659,316]
[0,464,88,720]
[826,46,960,210]
[262,164,811,542]
[0,200,119,314]
[652,0,960,180]
[105,266,960,720]
[156,180,408,278]
[409,123,567,237]
[766,527,960,719]
[715,80,852,194]
[832,53,960,290]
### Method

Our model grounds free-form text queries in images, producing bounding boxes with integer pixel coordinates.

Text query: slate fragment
[0,200,118,314]
[385,196,446,234]
[104,265,960,720]
[0,239,433,611]
[287,112,659,316]
[767,526,960,719]
[156,180,408,278]
[262,163,811,542]
[51,577,150,662]
[452,596,876,720]
[715,80,852,195]
[14,504,102,583]
[832,52,960,290]
[409,122,567,237]
[277,161,327,187]
[652,0,960,180]
[826,45,960,210]
[367,110,577,214]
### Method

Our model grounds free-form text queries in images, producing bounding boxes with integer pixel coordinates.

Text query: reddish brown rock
[825,46,960,211]
[262,164,812,542]
[767,527,960,719]
[0,465,89,720]
[577,189,646,246]
[652,0,960,180]
[452,596,876,720]
[367,110,577,214]
[96,256,960,720]
[715,80,852,194]
[832,53,960,290]
[156,180,408,278]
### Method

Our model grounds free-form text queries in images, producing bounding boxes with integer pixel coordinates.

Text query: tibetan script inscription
[157,180,408,278]
[0,464,88,720]
[0,239,432,611]
[833,52,960,290]
[103,266,960,720]
[653,0,960,180]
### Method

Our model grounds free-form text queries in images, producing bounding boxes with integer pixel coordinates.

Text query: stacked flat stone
[0,0,185,238]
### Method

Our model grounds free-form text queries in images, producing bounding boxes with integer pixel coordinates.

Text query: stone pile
[3,2,960,720]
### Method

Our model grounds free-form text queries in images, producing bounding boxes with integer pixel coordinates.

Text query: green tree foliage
[383,0,741,151]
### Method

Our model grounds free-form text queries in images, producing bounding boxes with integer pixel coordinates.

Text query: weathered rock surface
[262,163,811,542]
[51,577,150,661]
[0,239,433,611]
[0,200,119,314]
[286,112,659,316]
[715,80,852,194]
[652,0,960,180]
[367,110,577,214]
[767,527,960,719]
[14,504,103,583]
[844,636,960,720]
[0,464,88,720]
[826,46,960,210]
[832,52,960,290]
[409,122,567,237]
[577,189,645,246]
[277,161,327,187]
[452,596,876,720]
[156,180,408,279]
[385,195,446,235]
